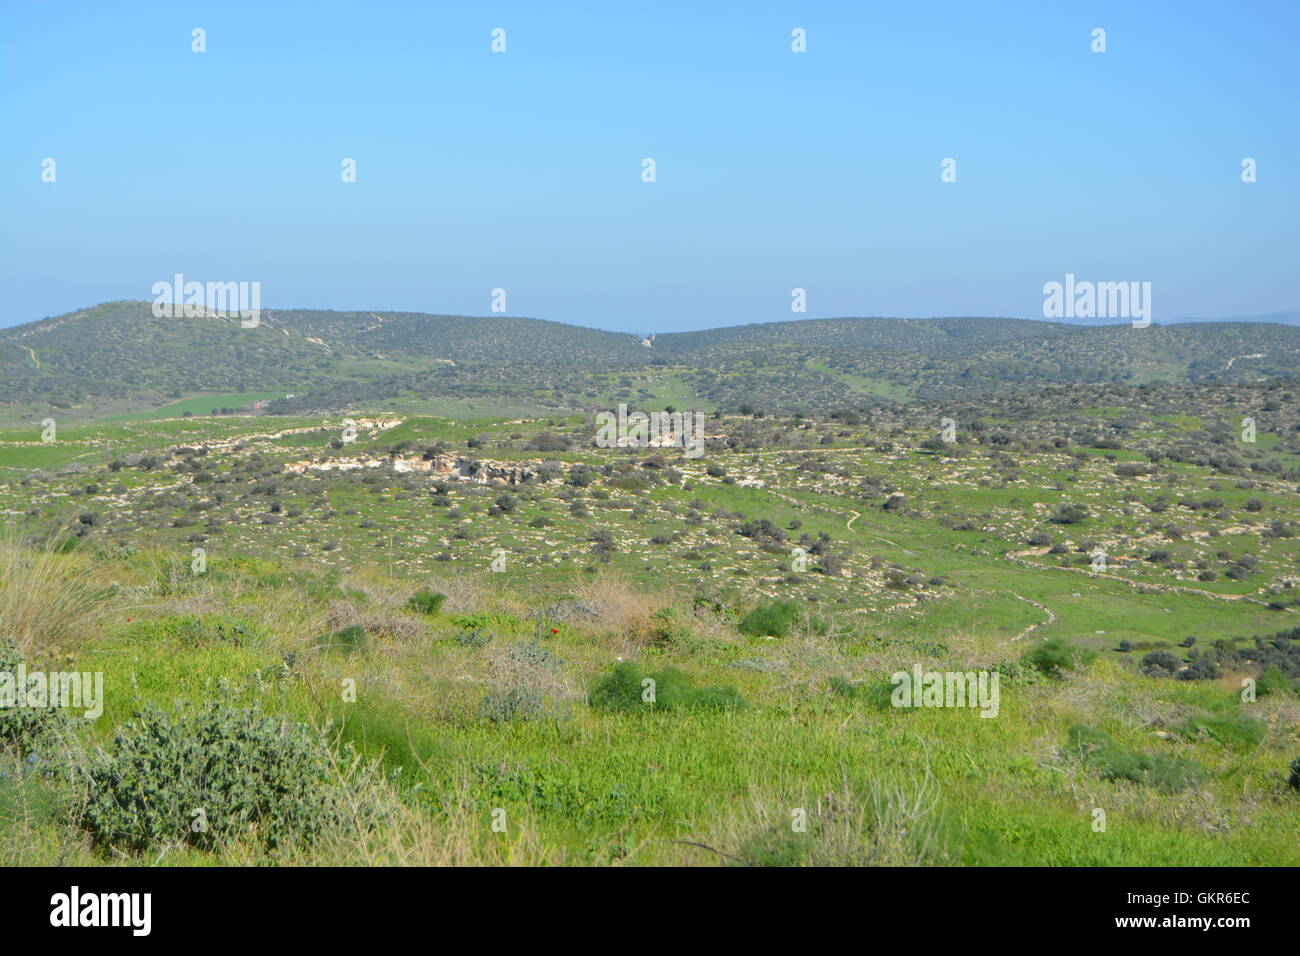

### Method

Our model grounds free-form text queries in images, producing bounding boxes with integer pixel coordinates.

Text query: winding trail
[1010,594,1055,642]
[1223,352,1265,371]
[1002,548,1278,608]
[764,490,915,553]
[19,345,39,369]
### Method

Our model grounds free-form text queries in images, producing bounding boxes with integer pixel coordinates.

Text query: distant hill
[4,301,1299,420]
[651,316,1073,355]
[1167,311,1300,327]
[1052,311,1300,328]
[267,308,646,364]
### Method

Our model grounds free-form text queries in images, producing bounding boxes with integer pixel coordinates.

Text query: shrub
[739,600,800,638]
[1289,756,1300,792]
[1049,503,1089,524]
[828,676,895,710]
[454,628,494,648]
[1096,749,1206,793]
[406,589,448,615]
[479,686,544,723]
[526,432,570,452]
[589,661,746,713]
[1066,724,1114,757]
[1066,726,1204,793]
[505,640,562,670]
[1023,637,1092,676]
[1177,656,1220,681]
[1140,650,1182,676]
[1171,713,1266,751]
[77,701,353,852]
[314,625,368,654]
[0,636,68,749]
[1257,665,1294,697]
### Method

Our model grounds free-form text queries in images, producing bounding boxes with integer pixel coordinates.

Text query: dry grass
[422,573,488,615]
[266,735,566,866]
[685,761,953,866]
[571,569,668,644]
[0,531,116,657]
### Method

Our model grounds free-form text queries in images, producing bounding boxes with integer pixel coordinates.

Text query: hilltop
[4,301,1300,422]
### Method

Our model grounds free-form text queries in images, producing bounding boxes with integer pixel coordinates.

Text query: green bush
[646,607,696,647]
[77,701,353,852]
[0,637,67,750]
[1097,750,1206,794]
[1289,756,1300,792]
[406,589,448,615]
[1171,713,1266,751]
[589,661,746,713]
[314,625,367,654]
[454,628,494,648]
[739,600,800,638]
[828,676,896,710]
[479,687,544,723]
[1257,666,1294,697]
[739,823,812,867]
[1024,637,1093,676]
[505,640,562,670]
[1066,725,1204,794]
[1066,724,1113,757]
[1141,650,1182,675]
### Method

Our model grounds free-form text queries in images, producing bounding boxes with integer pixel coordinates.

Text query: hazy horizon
[6,299,1298,337]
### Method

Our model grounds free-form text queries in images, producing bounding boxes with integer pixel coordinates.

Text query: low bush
[828,676,895,710]
[738,600,800,638]
[1171,713,1266,751]
[479,686,544,723]
[406,589,447,615]
[314,625,367,654]
[1023,637,1093,676]
[0,636,68,749]
[589,661,746,713]
[1140,650,1182,676]
[1257,665,1295,697]
[77,701,355,852]
[1066,725,1205,794]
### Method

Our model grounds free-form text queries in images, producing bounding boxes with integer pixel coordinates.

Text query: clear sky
[2,0,1296,332]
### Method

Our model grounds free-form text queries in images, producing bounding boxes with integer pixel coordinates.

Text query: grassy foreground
[2,539,1297,866]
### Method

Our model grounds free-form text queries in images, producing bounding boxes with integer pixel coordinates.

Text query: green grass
[96,391,292,423]
[4,399,1300,866]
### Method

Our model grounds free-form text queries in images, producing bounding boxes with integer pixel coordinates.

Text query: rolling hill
[4,301,1300,422]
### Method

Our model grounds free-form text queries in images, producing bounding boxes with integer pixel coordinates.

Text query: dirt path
[1223,352,1265,371]
[1010,594,1055,642]
[1003,549,1277,608]
[19,345,39,369]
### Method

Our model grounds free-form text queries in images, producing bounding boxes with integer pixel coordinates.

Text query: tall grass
[0,529,115,656]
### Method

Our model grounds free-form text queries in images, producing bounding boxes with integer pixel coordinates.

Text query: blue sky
[2,0,1296,332]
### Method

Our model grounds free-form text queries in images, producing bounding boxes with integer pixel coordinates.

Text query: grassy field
[2,397,1298,865]
[95,392,293,423]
